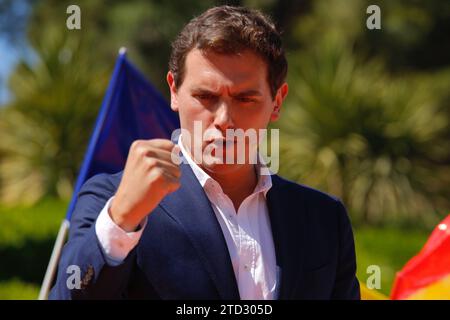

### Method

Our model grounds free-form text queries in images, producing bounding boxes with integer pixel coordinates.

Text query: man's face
[167,48,288,175]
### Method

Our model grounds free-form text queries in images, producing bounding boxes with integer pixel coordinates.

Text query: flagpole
[37,47,128,300]
[38,219,70,300]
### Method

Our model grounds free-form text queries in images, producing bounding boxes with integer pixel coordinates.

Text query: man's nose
[213,101,234,131]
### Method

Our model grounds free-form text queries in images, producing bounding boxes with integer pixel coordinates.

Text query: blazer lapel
[267,175,307,299]
[159,163,240,299]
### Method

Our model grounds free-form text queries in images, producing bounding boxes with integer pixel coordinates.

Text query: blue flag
[39,49,180,299]
[65,49,180,221]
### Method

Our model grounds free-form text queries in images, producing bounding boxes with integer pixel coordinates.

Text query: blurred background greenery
[0,0,449,299]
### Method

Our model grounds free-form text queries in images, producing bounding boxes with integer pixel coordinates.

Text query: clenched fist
[109,139,181,232]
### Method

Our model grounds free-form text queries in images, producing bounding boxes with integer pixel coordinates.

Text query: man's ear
[270,82,288,122]
[167,71,179,112]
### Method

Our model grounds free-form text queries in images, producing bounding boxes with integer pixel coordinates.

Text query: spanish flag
[391,214,450,299]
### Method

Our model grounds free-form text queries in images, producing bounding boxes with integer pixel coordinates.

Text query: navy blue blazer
[49,163,360,300]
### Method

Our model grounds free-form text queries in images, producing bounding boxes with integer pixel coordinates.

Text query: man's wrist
[109,197,141,232]
[95,197,147,266]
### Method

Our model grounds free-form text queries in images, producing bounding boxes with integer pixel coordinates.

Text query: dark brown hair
[168,5,288,98]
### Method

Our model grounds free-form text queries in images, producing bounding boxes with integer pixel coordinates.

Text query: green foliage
[27,0,235,96]
[278,41,450,225]
[275,0,450,225]
[0,198,67,247]
[0,279,39,300]
[360,0,450,71]
[0,29,110,204]
[0,198,67,299]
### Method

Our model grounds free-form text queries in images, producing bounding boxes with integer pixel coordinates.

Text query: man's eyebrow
[190,88,219,94]
[190,88,262,96]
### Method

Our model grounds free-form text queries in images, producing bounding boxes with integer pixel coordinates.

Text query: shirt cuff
[95,196,147,266]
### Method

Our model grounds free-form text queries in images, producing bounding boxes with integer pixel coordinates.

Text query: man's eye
[236,97,255,103]
[195,94,215,100]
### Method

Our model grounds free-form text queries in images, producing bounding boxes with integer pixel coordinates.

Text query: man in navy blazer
[50,5,360,300]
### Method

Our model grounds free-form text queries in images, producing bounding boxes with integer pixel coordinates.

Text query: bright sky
[0,0,33,106]
[0,37,20,104]
[0,39,37,106]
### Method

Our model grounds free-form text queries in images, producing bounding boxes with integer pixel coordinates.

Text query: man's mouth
[206,138,237,148]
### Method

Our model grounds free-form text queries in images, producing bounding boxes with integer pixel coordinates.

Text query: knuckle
[136,147,146,158]
[131,141,147,158]
[152,139,174,150]
[146,158,157,169]
[131,140,143,151]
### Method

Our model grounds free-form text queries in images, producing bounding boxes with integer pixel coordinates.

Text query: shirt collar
[177,134,272,198]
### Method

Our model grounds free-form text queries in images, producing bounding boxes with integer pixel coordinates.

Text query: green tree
[275,0,450,225]
[0,29,109,204]
[278,40,450,225]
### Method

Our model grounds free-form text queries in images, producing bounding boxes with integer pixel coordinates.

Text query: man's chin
[200,158,245,175]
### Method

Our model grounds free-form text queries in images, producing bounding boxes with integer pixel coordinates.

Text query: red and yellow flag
[391,214,450,300]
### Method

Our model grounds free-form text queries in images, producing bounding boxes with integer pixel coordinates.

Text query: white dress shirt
[95,136,279,300]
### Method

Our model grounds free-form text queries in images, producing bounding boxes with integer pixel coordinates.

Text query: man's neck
[207,163,258,212]
[178,134,258,212]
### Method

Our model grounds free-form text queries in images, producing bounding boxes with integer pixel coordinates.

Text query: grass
[0,198,67,248]
[354,226,430,297]
[0,279,40,300]
[0,198,68,300]
[0,198,433,299]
